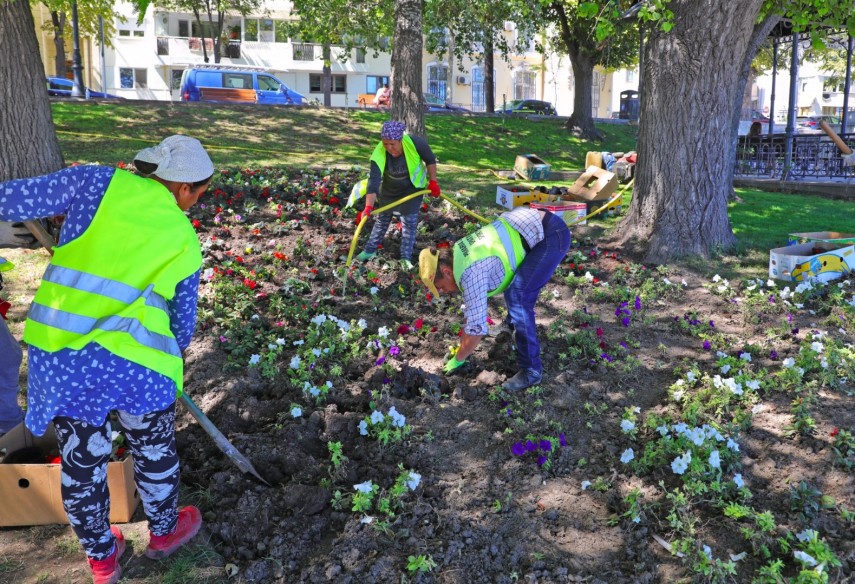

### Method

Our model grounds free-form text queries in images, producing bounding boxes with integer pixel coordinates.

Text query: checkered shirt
[459,207,543,335]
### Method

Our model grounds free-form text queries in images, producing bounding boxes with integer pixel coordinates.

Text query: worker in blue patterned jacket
[0,136,212,584]
[419,206,571,392]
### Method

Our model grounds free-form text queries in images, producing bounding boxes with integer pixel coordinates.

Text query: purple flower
[615,307,623,317]
[600,352,613,362]
[559,433,567,447]
[583,306,588,314]
[768,295,775,304]
[539,439,553,452]
[375,356,386,366]
[620,341,628,349]
[634,296,642,310]
[689,319,699,326]
[389,346,400,357]
[525,440,537,452]
[506,408,513,416]
[769,350,778,360]
[703,340,711,351]
[709,320,715,328]
[537,455,548,466]
[621,316,631,327]
[673,316,679,322]
[792,328,800,335]
[511,442,526,456]
[787,313,793,323]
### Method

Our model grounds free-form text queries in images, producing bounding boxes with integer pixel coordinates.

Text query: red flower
[329,197,340,205]
[397,324,410,334]
[191,219,201,229]
[273,252,285,260]
[831,427,839,437]
[235,256,244,263]
[592,277,600,284]
[431,326,438,332]
[426,292,433,302]
[421,203,429,212]
[243,279,257,289]
[437,241,451,249]
[414,318,424,330]
[596,327,604,338]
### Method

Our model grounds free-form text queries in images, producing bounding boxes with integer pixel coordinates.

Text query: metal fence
[736,133,855,180]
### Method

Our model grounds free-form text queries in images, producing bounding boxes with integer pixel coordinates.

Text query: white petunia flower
[671,451,691,475]
[584,271,595,282]
[620,419,635,433]
[721,364,732,374]
[782,357,795,368]
[739,352,752,362]
[712,274,722,282]
[357,318,367,329]
[358,420,368,436]
[745,379,760,391]
[708,450,721,469]
[811,341,824,353]
[406,472,421,491]
[249,354,261,365]
[290,406,302,418]
[581,480,592,490]
[377,326,389,338]
[793,551,817,566]
[370,410,385,424]
[370,286,379,295]
[656,425,669,436]
[353,481,374,493]
[686,371,697,383]
[796,529,817,543]
[620,448,634,464]
[290,355,301,369]
[293,339,305,346]
[733,473,744,488]
[727,438,740,452]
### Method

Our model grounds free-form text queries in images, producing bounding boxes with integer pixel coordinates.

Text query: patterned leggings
[54,404,180,560]
[363,212,420,261]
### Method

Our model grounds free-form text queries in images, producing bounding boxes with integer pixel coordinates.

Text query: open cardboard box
[769,241,855,283]
[0,422,140,526]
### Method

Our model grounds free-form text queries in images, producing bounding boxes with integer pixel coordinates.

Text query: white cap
[134,135,214,183]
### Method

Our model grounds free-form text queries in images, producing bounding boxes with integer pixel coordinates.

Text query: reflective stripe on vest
[42,264,169,314]
[453,218,526,297]
[28,303,181,357]
[369,135,428,189]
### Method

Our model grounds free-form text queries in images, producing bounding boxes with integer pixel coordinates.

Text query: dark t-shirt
[367,135,436,215]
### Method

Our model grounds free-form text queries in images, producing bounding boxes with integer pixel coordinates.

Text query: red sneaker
[88,527,125,584]
[145,506,202,560]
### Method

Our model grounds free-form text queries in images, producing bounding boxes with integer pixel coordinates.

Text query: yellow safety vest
[24,169,201,392]
[346,134,427,207]
[453,218,526,297]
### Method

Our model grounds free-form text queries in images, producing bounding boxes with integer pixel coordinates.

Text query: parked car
[499,99,557,116]
[46,76,123,99]
[179,67,304,105]
[423,93,470,113]
[798,115,840,134]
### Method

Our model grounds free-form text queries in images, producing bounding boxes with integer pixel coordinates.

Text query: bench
[357,93,390,108]
[198,87,257,104]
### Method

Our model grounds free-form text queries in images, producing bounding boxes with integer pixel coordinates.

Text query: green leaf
[579,2,599,19]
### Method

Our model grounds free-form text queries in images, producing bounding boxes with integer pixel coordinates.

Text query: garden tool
[178,393,270,486]
[24,221,271,486]
[819,120,855,166]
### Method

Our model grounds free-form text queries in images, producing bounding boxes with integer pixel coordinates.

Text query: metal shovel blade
[178,393,270,486]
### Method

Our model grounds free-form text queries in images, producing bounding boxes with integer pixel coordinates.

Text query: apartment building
[30,3,544,109]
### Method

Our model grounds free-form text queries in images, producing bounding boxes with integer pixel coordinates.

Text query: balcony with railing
[292,43,316,61]
[155,37,241,60]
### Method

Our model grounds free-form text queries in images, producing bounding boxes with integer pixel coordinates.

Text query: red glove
[355,205,374,226]
[427,180,441,198]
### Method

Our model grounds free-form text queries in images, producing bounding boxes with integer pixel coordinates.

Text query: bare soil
[1,167,854,584]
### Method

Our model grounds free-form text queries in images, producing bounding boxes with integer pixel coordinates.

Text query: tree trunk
[50,11,67,77]
[485,36,495,113]
[564,53,603,139]
[391,0,425,137]
[322,44,332,107]
[617,0,764,262]
[0,0,64,179]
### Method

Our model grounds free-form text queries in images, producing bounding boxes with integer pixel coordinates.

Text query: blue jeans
[504,212,571,375]
[0,317,24,433]
[364,212,420,261]
[54,405,180,559]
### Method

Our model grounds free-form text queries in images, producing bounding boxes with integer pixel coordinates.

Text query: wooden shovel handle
[819,120,853,155]
[24,221,56,255]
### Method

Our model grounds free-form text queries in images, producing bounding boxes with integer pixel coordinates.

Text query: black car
[47,76,123,99]
[500,99,557,116]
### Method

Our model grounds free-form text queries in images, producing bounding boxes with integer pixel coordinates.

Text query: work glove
[355,205,374,226]
[443,356,466,374]
[0,222,37,249]
[427,180,441,198]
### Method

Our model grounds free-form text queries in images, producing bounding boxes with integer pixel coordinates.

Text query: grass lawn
[50,100,855,275]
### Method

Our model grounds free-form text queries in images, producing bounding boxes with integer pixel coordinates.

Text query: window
[178,20,189,38]
[223,73,252,89]
[427,64,448,99]
[243,18,287,42]
[513,68,535,100]
[356,48,366,64]
[471,67,495,113]
[191,21,215,39]
[626,69,635,82]
[257,75,281,91]
[170,70,183,91]
[309,74,346,93]
[119,68,147,89]
[366,75,390,94]
[118,30,144,38]
[592,70,603,115]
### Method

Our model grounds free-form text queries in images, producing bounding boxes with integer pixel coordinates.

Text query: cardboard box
[496,185,553,210]
[769,241,855,283]
[560,195,622,218]
[0,423,140,526]
[531,201,587,226]
[787,232,855,246]
[567,166,618,201]
[514,154,552,181]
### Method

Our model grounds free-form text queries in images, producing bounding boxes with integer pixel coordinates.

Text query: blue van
[179,66,304,105]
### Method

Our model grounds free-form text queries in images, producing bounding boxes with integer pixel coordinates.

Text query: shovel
[22,220,270,486]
